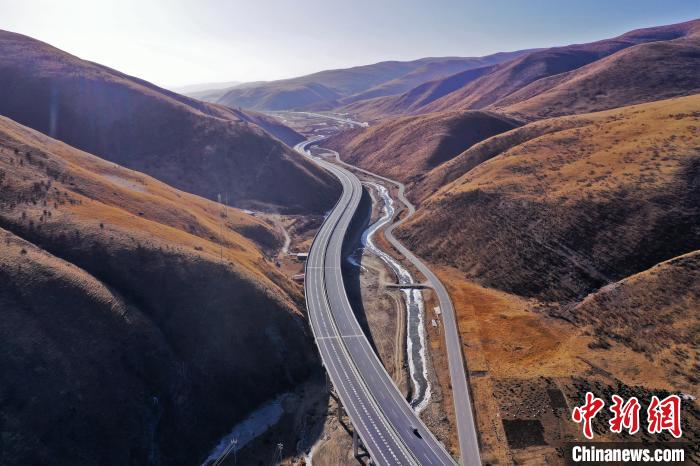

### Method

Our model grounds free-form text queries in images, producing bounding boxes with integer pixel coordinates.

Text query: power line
[269,442,283,466]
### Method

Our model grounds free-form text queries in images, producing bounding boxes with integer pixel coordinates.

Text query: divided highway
[321,148,482,466]
[296,138,458,466]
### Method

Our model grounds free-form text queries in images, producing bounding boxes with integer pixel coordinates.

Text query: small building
[431,319,438,327]
[293,252,309,261]
[292,273,305,282]
[433,306,441,316]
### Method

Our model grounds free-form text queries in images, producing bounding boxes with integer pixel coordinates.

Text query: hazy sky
[1,0,697,88]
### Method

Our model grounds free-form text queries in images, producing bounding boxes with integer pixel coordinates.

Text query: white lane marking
[318,166,417,465]
[317,334,366,340]
[303,157,404,465]
[325,165,455,465]
[309,256,395,464]
[300,141,423,466]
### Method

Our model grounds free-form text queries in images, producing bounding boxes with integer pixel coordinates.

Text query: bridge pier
[352,429,372,464]
[337,399,344,421]
[352,429,358,457]
[328,383,373,464]
[328,386,344,421]
[329,389,352,434]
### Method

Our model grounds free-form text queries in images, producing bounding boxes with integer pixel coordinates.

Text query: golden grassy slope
[0,115,318,465]
[565,250,700,386]
[399,94,700,302]
[409,96,700,459]
[0,114,283,280]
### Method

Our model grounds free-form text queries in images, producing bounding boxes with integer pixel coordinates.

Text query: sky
[0,0,697,89]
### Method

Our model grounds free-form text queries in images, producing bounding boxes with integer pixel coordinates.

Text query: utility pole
[212,435,237,466]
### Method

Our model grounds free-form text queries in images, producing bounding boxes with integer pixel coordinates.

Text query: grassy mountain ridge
[216,53,530,111]
[0,29,338,213]
[561,249,699,387]
[339,51,531,106]
[495,34,700,119]
[341,19,700,121]
[419,19,700,114]
[342,64,498,121]
[397,95,700,302]
[0,114,317,465]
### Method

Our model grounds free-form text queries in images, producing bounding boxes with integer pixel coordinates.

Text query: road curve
[296,138,457,466]
[321,147,481,466]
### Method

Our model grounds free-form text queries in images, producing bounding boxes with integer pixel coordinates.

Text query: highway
[321,148,482,466]
[296,138,457,466]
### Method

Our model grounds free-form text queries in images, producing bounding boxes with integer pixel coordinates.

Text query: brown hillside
[342,65,497,121]
[418,19,700,114]
[496,35,700,119]
[324,110,521,184]
[398,95,700,302]
[217,61,422,111]
[231,108,306,147]
[218,54,529,112]
[412,113,588,202]
[0,30,338,213]
[0,115,317,466]
[341,51,530,106]
[561,250,700,387]
[220,81,344,111]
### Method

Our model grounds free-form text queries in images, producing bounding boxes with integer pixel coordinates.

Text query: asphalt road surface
[322,147,482,466]
[296,138,458,466]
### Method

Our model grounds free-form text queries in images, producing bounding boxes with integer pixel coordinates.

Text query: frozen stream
[200,394,286,465]
[353,182,431,413]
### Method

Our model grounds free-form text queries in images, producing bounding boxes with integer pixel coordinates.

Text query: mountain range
[197,51,533,111]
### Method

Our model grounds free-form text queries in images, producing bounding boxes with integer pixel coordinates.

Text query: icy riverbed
[201,394,286,465]
[354,182,431,413]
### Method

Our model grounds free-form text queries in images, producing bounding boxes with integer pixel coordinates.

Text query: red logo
[609,395,640,434]
[572,393,683,439]
[647,395,682,438]
[572,392,605,439]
